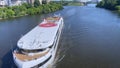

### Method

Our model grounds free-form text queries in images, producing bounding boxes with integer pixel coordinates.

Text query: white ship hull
[13,16,64,68]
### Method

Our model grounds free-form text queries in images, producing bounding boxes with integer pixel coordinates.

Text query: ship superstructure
[13,15,64,68]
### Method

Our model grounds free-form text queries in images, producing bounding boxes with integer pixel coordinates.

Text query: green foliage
[11,6,21,16]
[96,0,118,10]
[0,3,63,19]
[38,6,43,14]
[0,8,7,18]
[27,7,42,15]
[0,8,3,18]
[96,1,105,8]
[22,3,32,9]
[5,9,15,18]
[117,0,120,5]
[19,5,27,15]
[115,5,120,14]
[27,8,35,15]
[42,4,51,13]
[115,5,120,10]
[34,0,40,7]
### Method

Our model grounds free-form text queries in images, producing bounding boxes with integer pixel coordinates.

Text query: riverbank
[96,0,120,14]
[0,3,63,20]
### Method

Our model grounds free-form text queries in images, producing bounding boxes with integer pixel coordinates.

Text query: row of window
[17,48,46,53]
[32,55,52,68]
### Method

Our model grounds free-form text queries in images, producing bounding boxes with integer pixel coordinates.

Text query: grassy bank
[0,3,63,19]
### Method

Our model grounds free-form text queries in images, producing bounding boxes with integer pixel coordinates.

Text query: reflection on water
[87,4,97,7]
[1,6,120,68]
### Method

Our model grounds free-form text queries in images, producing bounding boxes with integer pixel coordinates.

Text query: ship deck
[14,50,49,61]
[17,17,62,50]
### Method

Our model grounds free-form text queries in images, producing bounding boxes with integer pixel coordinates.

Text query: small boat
[13,14,64,68]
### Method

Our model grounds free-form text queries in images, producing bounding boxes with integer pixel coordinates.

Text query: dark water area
[1,5,120,68]
[0,15,51,68]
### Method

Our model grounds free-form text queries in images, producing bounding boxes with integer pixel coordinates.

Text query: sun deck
[17,17,63,50]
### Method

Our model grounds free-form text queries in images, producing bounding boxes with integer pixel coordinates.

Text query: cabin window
[16,47,46,53]
[49,45,53,48]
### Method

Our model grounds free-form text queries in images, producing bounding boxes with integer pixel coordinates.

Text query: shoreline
[0,3,63,20]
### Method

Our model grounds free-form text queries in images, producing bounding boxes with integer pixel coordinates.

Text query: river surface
[1,5,120,68]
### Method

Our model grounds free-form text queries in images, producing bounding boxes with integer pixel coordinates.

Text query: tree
[0,9,3,18]
[115,5,120,10]
[96,0,118,10]
[22,3,32,9]
[96,1,105,7]
[6,9,15,18]
[34,0,40,7]
[104,0,117,10]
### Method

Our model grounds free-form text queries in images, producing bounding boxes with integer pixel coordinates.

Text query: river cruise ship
[13,15,64,68]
